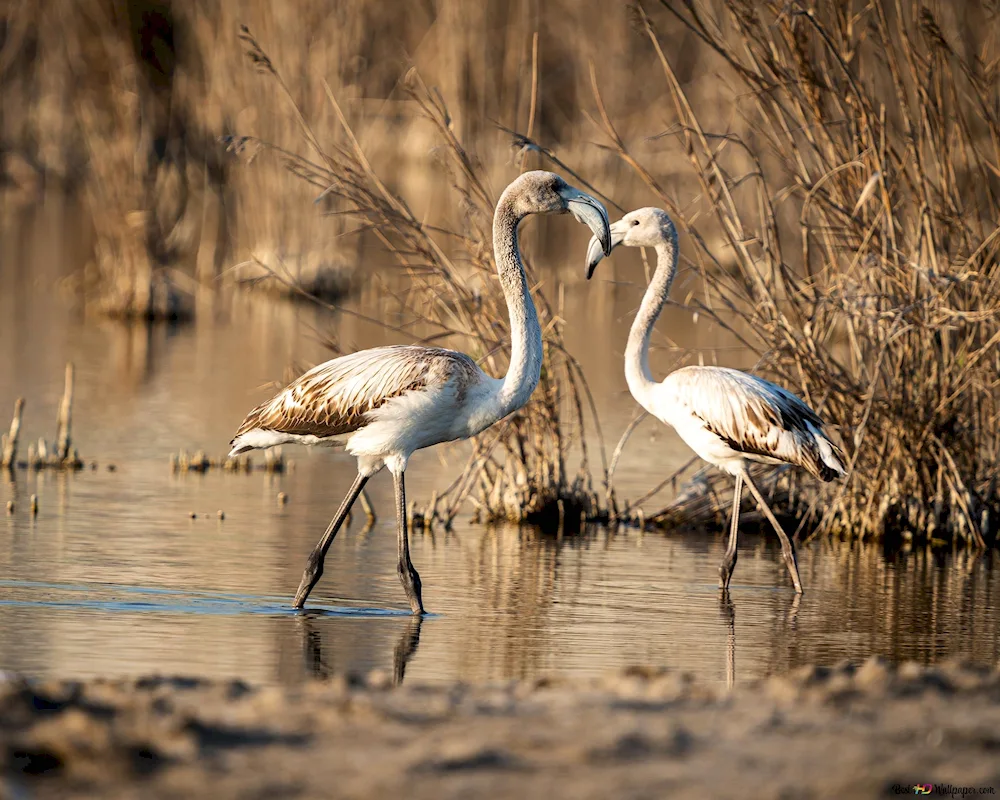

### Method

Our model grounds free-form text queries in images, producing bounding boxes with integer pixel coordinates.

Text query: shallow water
[1,200,998,689]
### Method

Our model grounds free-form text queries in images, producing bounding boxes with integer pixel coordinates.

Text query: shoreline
[2,658,998,799]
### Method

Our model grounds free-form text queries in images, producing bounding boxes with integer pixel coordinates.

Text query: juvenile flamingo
[230,171,611,613]
[586,207,845,593]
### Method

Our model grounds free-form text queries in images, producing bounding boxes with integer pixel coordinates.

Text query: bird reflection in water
[296,612,423,686]
[719,590,736,691]
[719,591,803,691]
[391,615,423,685]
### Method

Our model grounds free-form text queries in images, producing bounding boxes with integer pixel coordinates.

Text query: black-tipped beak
[585,220,626,279]
[560,187,611,260]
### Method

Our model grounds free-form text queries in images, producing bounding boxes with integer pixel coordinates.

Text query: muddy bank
[1,659,998,799]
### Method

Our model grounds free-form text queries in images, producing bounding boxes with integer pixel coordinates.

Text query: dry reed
[226,28,606,526]
[1,364,86,470]
[591,1,1000,546]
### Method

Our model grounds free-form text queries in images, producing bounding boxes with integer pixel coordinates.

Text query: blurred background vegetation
[0,0,687,317]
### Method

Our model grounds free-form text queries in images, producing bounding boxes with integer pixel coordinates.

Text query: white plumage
[652,366,845,482]
[230,345,497,471]
[230,171,612,613]
[587,207,846,594]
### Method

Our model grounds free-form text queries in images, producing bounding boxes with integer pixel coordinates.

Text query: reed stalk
[227,28,607,525]
[595,0,1000,546]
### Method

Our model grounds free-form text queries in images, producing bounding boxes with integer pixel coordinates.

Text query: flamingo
[230,171,611,613]
[586,207,845,594]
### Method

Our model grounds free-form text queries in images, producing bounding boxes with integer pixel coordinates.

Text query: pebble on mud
[365,669,393,691]
[189,511,197,519]
[29,495,37,515]
[277,492,288,505]
[4,500,12,515]
[217,510,225,520]
[855,656,889,690]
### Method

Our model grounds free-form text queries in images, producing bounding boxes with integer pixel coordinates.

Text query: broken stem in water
[56,362,74,461]
[1,398,24,468]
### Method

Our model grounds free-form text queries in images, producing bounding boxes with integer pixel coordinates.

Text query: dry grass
[592,1,1000,546]
[226,28,608,525]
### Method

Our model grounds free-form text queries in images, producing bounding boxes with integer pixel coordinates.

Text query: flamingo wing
[664,366,845,480]
[232,345,481,442]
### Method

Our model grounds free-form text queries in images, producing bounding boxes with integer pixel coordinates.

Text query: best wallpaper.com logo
[891,785,997,798]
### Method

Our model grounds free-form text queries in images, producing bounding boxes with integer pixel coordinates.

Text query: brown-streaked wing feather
[233,345,481,441]
[667,366,841,480]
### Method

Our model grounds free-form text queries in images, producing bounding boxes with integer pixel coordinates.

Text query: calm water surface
[1,200,998,688]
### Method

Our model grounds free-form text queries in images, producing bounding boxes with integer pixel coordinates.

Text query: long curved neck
[626,239,679,412]
[492,196,543,417]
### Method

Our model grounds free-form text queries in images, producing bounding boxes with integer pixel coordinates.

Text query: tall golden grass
[227,27,608,525]
[603,1,1000,547]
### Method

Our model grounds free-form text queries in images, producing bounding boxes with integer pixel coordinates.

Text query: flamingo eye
[632,219,640,226]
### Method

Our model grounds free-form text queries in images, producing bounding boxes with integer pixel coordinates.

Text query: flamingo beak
[586,219,627,279]
[560,187,612,260]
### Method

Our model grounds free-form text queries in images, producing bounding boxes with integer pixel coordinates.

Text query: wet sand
[2,659,998,799]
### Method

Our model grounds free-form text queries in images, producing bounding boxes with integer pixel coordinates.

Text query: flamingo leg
[719,473,744,589]
[293,472,369,609]
[392,470,425,615]
[741,471,804,594]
